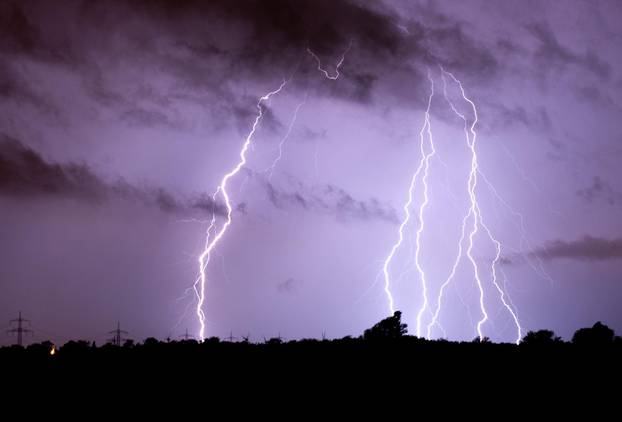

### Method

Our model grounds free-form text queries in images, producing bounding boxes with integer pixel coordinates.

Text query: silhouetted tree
[266,337,283,345]
[61,340,92,355]
[363,311,407,341]
[26,341,54,357]
[572,321,615,346]
[521,329,563,346]
[143,337,159,348]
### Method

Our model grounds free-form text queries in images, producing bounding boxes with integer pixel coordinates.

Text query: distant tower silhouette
[7,311,33,346]
[224,331,237,342]
[108,322,129,346]
[179,328,193,340]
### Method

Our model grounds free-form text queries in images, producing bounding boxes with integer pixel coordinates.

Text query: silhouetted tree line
[1,311,621,399]
[2,312,620,358]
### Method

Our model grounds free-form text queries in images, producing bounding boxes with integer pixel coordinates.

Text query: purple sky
[1,0,621,345]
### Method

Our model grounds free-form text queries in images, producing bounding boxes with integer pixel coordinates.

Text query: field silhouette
[3,312,620,385]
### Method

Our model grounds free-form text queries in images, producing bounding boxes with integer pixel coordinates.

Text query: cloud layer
[0,133,226,215]
[531,236,622,262]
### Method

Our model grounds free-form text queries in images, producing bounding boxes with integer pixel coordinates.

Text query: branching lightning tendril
[307,40,353,81]
[194,80,288,341]
[186,33,524,343]
[191,43,351,340]
[413,71,435,337]
[265,95,307,181]
[384,67,523,343]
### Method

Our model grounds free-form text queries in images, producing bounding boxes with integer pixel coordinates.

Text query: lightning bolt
[307,40,353,81]
[305,41,353,179]
[265,43,351,181]
[480,219,522,343]
[265,94,308,181]
[413,71,436,337]
[478,170,555,285]
[380,65,523,343]
[425,70,476,340]
[381,70,435,319]
[191,43,353,340]
[448,68,490,341]
[194,79,288,341]
[264,40,351,180]
[424,67,522,343]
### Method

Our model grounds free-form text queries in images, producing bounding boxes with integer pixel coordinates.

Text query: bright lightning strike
[191,42,354,341]
[381,70,435,318]
[413,71,436,337]
[194,79,288,341]
[424,67,522,343]
[382,67,523,343]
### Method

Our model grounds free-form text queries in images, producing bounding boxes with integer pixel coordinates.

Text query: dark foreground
[2,314,621,408]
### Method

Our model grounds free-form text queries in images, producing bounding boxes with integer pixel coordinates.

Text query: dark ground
[2,313,620,410]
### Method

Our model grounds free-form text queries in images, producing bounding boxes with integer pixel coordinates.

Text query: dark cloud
[0,133,105,199]
[191,194,227,216]
[483,102,552,132]
[498,256,513,266]
[236,202,247,214]
[0,133,225,215]
[531,236,622,262]
[276,277,300,293]
[264,178,398,224]
[297,126,327,143]
[0,60,60,117]
[545,136,569,163]
[495,38,524,56]
[574,84,615,107]
[0,2,41,56]
[527,22,611,79]
[423,24,498,79]
[577,176,620,206]
[120,107,180,130]
[0,0,505,124]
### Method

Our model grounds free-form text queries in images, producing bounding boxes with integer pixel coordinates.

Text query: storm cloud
[1,0,621,345]
[264,179,398,224]
[0,0,509,124]
[531,236,622,262]
[0,134,225,215]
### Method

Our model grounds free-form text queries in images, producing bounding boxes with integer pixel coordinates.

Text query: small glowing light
[50,345,56,356]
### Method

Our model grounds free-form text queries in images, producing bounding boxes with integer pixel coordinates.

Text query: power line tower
[7,311,33,346]
[224,331,237,342]
[108,322,129,346]
[179,328,193,340]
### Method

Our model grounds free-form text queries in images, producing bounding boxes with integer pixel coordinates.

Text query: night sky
[1,0,621,345]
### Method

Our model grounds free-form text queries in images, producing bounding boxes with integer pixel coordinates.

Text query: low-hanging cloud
[0,133,226,216]
[264,178,398,224]
[577,176,621,206]
[531,236,622,262]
